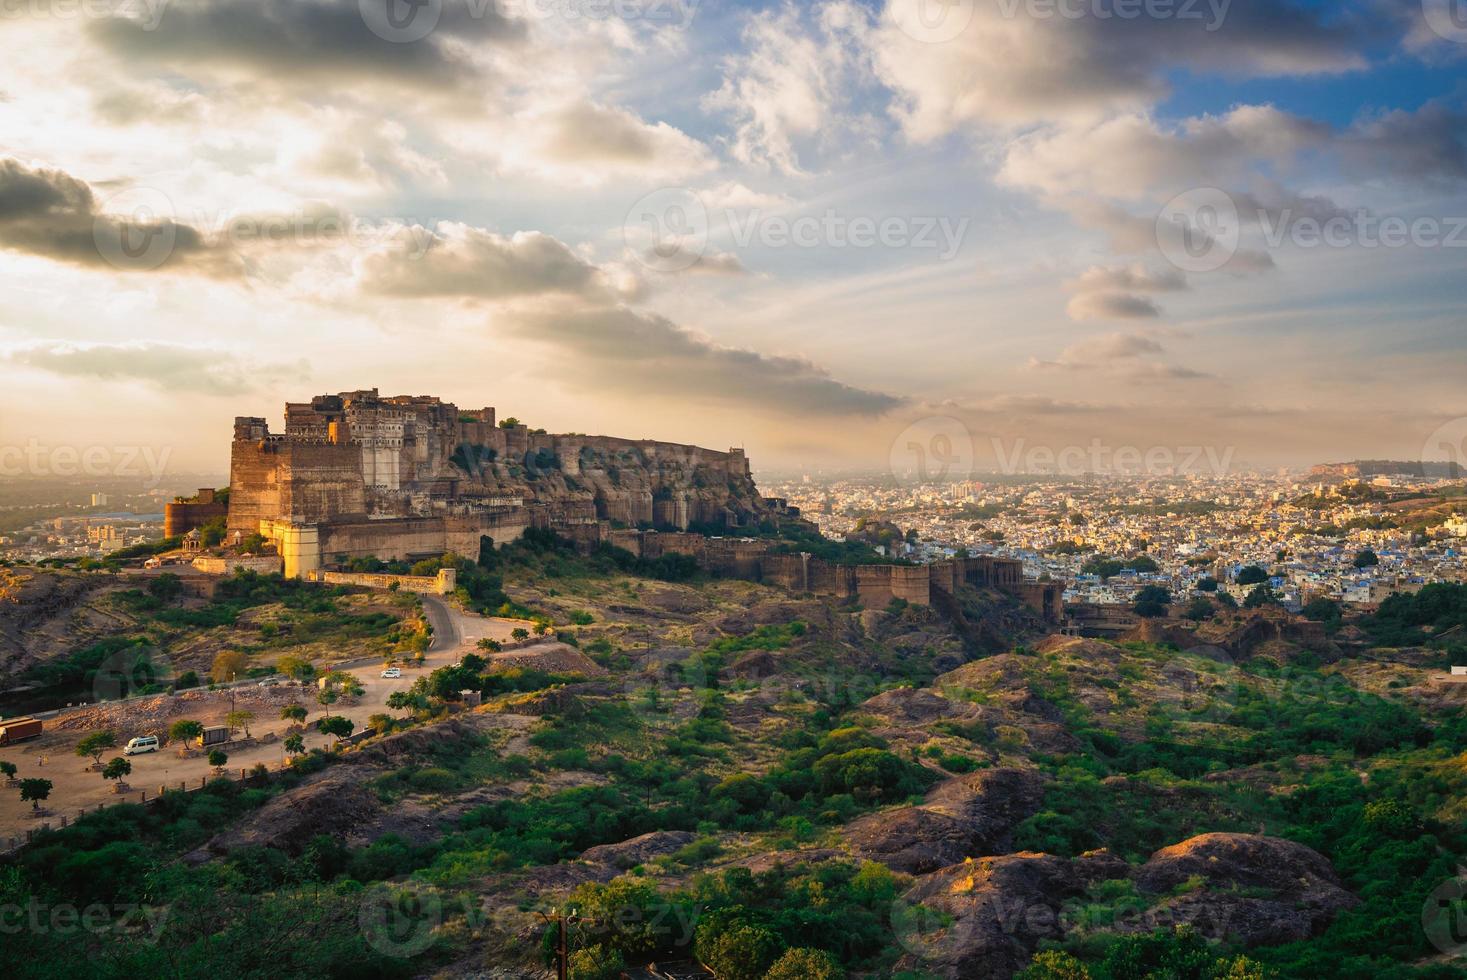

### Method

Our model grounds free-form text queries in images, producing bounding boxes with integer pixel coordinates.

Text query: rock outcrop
[844,768,1045,874]
[1132,832,1357,944]
[580,831,697,869]
[893,853,1086,978]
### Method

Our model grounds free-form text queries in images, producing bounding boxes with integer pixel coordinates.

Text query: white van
[123,735,160,756]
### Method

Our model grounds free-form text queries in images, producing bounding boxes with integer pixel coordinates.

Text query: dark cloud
[878,0,1389,137]
[88,0,525,89]
[359,224,629,301]
[1338,103,1467,181]
[0,158,217,272]
[506,305,904,417]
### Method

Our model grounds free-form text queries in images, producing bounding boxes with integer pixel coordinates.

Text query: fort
[164,488,228,539]
[227,388,1062,622]
[229,388,785,577]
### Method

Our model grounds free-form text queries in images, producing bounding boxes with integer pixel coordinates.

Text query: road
[0,597,532,846]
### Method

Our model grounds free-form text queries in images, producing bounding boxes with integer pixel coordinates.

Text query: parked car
[123,735,160,756]
[380,667,402,679]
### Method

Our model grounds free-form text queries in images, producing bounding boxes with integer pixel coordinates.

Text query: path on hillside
[0,597,531,845]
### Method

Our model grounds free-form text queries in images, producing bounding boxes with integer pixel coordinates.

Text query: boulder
[581,831,698,869]
[845,768,1045,874]
[190,767,381,858]
[861,688,982,728]
[893,853,1087,978]
[1132,833,1357,945]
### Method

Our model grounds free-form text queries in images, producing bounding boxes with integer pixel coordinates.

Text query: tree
[76,731,117,766]
[169,719,204,745]
[225,710,255,738]
[1184,596,1215,621]
[1018,950,1092,980]
[695,920,781,980]
[367,713,394,735]
[499,417,520,428]
[1197,577,1219,592]
[1216,591,1238,609]
[1354,548,1380,569]
[0,760,16,783]
[317,715,354,743]
[1302,598,1343,631]
[19,778,52,812]
[280,703,307,725]
[147,573,183,605]
[1244,584,1279,609]
[1236,565,1269,586]
[765,948,844,980]
[207,749,228,773]
[316,687,339,708]
[477,637,503,653]
[512,628,529,641]
[277,654,315,681]
[283,734,305,757]
[567,944,624,980]
[211,649,250,684]
[101,756,132,786]
[1133,585,1172,618]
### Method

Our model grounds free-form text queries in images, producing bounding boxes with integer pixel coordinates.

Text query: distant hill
[1308,460,1463,479]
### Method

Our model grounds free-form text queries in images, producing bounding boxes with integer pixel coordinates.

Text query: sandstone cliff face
[448,437,766,531]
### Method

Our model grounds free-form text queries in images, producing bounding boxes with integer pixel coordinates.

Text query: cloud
[7,342,309,395]
[356,223,640,302]
[1028,330,1212,380]
[998,106,1328,203]
[642,244,749,276]
[0,158,220,272]
[491,101,715,184]
[87,0,525,90]
[1066,265,1188,294]
[1066,292,1162,321]
[504,305,904,417]
[872,0,1380,140]
[704,3,871,174]
[1063,263,1188,320]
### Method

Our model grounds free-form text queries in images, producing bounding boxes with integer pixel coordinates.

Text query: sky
[0,0,1465,479]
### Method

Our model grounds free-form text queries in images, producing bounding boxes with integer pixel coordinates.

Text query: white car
[123,735,159,756]
[380,667,402,679]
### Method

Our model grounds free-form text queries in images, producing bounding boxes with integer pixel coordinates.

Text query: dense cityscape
[765,470,1467,613]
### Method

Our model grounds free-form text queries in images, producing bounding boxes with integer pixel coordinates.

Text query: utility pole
[535,906,593,980]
